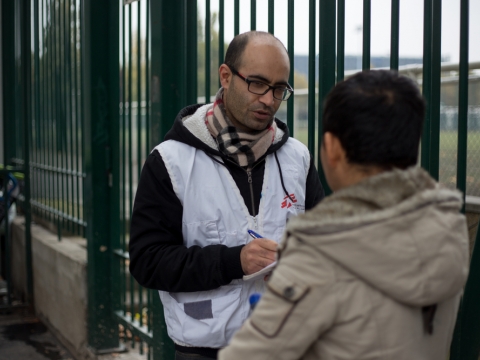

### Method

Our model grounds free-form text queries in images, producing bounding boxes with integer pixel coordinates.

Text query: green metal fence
[2,0,480,359]
[29,0,86,238]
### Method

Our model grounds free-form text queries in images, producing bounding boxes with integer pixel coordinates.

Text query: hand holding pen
[240,229,277,275]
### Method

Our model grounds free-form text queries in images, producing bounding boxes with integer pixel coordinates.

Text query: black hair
[224,31,287,70]
[322,70,426,169]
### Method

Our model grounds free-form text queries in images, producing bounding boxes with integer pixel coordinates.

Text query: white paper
[243,261,277,281]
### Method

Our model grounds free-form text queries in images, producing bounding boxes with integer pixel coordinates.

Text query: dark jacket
[129,104,325,293]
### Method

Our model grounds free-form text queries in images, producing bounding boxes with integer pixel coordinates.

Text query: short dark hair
[322,70,426,169]
[224,31,286,70]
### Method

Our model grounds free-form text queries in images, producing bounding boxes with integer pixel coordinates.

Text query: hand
[240,238,277,275]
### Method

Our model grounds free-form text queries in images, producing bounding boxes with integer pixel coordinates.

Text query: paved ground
[0,308,147,360]
[0,279,144,360]
[0,308,74,360]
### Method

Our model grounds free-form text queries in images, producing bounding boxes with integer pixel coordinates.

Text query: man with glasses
[129,31,324,360]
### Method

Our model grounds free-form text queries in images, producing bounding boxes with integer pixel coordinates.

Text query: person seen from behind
[219,70,469,360]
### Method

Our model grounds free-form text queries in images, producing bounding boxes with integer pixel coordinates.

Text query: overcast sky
[199,0,480,63]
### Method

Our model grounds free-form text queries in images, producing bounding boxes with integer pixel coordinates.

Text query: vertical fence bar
[421,0,432,173]
[60,0,66,236]
[66,0,72,233]
[136,3,143,343]
[21,0,34,305]
[185,0,197,104]
[205,0,211,102]
[128,2,134,326]
[40,0,46,222]
[48,0,53,223]
[61,0,65,226]
[73,0,81,233]
[109,0,121,348]
[4,187,12,306]
[82,0,120,351]
[456,0,469,209]
[146,0,150,152]
[307,0,315,155]
[390,0,399,70]
[33,0,40,226]
[250,0,256,30]
[68,0,74,231]
[234,0,239,36]
[362,0,371,70]
[2,1,16,165]
[451,2,480,357]
[55,0,61,233]
[451,223,480,360]
[137,1,142,181]
[150,2,187,355]
[286,0,294,135]
[52,0,57,227]
[268,0,274,34]
[337,0,345,82]
[219,0,224,68]
[318,0,335,195]
[30,0,35,222]
[121,1,127,317]
[80,0,85,238]
[429,0,442,180]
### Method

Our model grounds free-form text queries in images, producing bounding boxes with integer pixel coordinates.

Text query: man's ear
[219,64,232,89]
[323,132,345,168]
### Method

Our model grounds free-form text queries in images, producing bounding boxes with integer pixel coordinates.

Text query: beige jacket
[219,167,469,360]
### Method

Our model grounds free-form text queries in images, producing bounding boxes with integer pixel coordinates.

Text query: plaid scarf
[205,88,277,169]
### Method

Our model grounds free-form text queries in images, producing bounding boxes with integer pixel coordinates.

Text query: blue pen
[248,229,263,239]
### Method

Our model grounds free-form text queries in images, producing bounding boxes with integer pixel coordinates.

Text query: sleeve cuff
[220,245,245,282]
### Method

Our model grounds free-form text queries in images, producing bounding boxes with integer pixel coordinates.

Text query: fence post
[150,0,187,358]
[2,1,16,165]
[450,1,480,359]
[20,0,33,307]
[150,0,187,147]
[450,222,480,360]
[421,0,442,180]
[317,0,336,195]
[82,0,121,352]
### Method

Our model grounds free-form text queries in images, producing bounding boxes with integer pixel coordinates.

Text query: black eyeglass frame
[228,66,294,101]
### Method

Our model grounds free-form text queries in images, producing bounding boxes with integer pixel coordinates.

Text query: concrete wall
[11,216,91,360]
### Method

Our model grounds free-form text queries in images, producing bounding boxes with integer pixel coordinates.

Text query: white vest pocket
[162,285,243,348]
[183,219,220,247]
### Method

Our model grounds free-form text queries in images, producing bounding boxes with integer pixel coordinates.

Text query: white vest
[155,137,310,348]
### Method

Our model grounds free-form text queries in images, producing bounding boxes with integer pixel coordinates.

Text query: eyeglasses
[229,66,294,101]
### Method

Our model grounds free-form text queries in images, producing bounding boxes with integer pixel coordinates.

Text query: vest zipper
[220,156,263,229]
[247,170,256,220]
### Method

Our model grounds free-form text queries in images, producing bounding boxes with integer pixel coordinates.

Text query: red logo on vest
[281,194,297,209]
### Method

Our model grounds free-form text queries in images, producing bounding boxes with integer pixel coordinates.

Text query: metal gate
[2,0,479,359]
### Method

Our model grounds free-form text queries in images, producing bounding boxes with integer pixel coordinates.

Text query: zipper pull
[247,171,252,184]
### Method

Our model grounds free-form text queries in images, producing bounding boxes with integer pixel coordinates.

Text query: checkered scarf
[205,88,277,169]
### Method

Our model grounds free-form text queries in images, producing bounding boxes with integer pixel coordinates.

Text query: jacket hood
[286,167,469,306]
[163,104,290,157]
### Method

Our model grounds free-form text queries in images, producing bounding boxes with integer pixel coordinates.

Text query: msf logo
[281,193,297,209]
